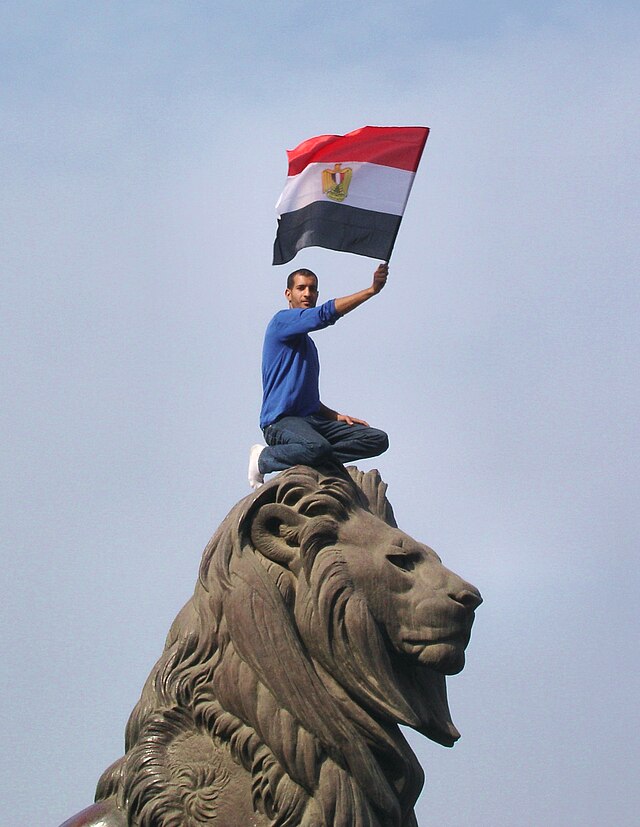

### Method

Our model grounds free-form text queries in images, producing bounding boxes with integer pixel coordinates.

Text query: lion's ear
[250,503,306,567]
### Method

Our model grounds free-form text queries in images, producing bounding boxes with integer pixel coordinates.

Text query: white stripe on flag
[276,162,415,218]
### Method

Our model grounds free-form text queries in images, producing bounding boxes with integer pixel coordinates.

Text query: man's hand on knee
[318,402,370,427]
[336,413,370,427]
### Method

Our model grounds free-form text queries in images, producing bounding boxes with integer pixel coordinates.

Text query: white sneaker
[248,444,265,489]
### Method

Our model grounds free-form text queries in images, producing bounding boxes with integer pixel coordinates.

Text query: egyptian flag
[273,125,429,265]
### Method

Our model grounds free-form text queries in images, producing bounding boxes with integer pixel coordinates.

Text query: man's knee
[367,427,389,456]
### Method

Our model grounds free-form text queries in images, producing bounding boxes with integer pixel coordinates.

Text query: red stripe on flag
[286,126,429,176]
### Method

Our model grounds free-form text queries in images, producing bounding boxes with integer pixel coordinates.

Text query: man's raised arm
[334,263,388,316]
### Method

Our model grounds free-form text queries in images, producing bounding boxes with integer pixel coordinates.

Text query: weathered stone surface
[61,465,481,826]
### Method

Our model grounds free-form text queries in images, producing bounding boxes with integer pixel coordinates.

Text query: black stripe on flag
[273,201,401,265]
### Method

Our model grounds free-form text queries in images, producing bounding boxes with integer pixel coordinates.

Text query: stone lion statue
[60,465,481,827]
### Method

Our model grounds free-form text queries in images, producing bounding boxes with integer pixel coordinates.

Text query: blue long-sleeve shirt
[260,299,340,429]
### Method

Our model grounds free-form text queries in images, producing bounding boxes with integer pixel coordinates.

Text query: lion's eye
[386,552,420,572]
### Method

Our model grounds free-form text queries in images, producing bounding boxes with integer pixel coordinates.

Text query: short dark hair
[287,268,318,290]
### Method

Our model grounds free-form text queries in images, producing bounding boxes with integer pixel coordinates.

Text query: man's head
[285,269,319,309]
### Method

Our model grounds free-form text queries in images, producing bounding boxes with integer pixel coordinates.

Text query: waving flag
[273,125,429,265]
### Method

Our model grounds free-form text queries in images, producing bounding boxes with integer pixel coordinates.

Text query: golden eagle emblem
[322,162,352,202]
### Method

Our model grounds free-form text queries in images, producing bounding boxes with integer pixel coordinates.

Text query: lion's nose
[451,587,483,612]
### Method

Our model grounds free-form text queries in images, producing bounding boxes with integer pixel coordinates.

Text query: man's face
[285,274,319,309]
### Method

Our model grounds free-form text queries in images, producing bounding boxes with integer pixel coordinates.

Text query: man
[248,263,389,488]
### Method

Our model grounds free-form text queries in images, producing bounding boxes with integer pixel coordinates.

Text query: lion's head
[96,465,481,827]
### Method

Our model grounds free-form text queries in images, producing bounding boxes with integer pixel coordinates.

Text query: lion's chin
[400,640,467,675]
[421,643,466,675]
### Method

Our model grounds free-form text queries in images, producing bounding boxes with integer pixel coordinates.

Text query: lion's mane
[96,466,458,827]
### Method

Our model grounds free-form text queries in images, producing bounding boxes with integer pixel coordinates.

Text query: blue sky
[2,2,639,825]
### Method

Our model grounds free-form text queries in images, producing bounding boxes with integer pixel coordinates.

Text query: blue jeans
[260,414,389,474]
